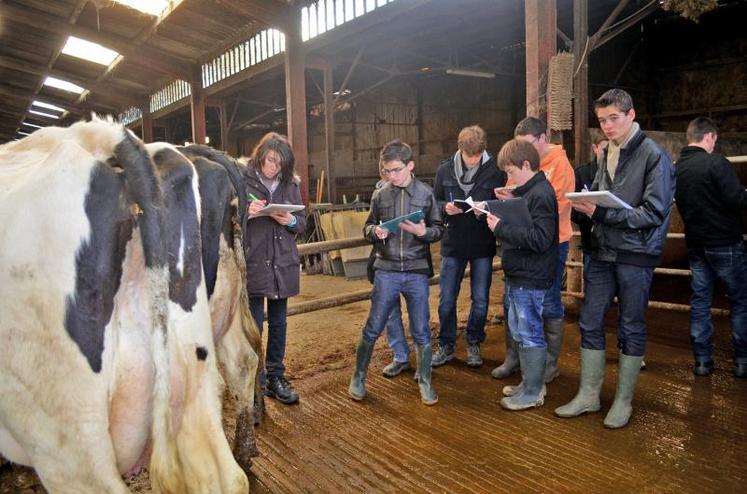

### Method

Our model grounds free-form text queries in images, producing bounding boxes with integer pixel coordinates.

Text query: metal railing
[291,231,738,317]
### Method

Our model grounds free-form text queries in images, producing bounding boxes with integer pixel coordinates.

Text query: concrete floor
[247,279,747,493]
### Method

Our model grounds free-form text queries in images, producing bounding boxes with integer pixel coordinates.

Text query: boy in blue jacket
[485,139,559,410]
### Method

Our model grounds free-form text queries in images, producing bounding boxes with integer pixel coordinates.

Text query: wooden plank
[0,2,192,80]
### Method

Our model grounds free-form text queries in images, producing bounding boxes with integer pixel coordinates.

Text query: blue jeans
[688,243,747,362]
[362,271,431,347]
[249,296,288,380]
[385,298,410,363]
[579,258,654,357]
[506,284,546,348]
[437,256,493,347]
[543,241,569,319]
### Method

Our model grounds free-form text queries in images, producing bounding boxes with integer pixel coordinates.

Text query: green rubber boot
[604,353,643,429]
[544,318,565,383]
[500,346,547,410]
[348,338,375,401]
[417,344,438,405]
[554,348,605,418]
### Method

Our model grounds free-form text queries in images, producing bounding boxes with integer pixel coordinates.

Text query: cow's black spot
[196,346,208,361]
[65,163,133,373]
[189,156,233,299]
[152,148,203,312]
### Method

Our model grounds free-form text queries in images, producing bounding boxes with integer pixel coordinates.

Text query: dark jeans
[688,243,747,362]
[249,296,288,380]
[385,297,409,363]
[579,258,654,357]
[543,241,569,319]
[437,256,493,347]
[363,271,431,347]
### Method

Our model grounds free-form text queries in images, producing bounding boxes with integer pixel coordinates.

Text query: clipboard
[484,198,532,228]
[565,191,632,209]
[379,210,425,233]
[250,203,305,218]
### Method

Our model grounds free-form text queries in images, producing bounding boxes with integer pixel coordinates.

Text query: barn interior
[1,0,747,493]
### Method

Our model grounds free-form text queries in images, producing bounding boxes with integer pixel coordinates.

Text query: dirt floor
[2,266,747,493]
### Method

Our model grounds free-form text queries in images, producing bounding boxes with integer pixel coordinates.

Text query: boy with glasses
[349,140,444,405]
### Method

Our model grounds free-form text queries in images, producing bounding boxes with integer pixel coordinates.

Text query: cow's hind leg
[217,322,260,475]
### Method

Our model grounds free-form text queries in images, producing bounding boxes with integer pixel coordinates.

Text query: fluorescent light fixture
[22,122,44,129]
[32,100,66,113]
[44,76,85,94]
[17,131,30,136]
[445,68,495,79]
[62,36,119,66]
[114,0,170,16]
[29,110,60,119]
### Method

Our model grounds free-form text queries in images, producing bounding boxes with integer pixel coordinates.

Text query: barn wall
[305,73,521,202]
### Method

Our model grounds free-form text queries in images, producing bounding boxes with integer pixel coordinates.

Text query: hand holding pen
[247,192,266,216]
[445,191,461,216]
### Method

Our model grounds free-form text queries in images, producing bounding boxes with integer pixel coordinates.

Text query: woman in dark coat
[244,132,306,405]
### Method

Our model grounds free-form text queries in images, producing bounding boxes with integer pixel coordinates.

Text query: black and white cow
[0,118,249,493]
[151,143,265,471]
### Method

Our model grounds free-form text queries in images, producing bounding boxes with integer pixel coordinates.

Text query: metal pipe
[563,291,730,316]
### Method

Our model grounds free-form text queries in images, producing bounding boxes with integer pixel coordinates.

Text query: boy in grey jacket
[555,89,674,429]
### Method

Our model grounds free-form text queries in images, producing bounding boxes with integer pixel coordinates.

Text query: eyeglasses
[381,165,406,175]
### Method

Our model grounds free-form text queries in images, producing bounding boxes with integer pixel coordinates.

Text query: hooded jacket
[674,146,747,248]
[507,145,575,243]
[433,152,506,259]
[243,168,307,299]
[590,129,675,266]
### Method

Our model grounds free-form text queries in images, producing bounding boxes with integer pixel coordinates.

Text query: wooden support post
[323,62,335,203]
[141,100,153,143]
[574,0,590,164]
[190,66,206,144]
[524,0,557,121]
[219,100,229,151]
[284,30,310,205]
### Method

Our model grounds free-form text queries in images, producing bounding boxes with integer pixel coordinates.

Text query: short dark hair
[497,139,540,172]
[686,117,719,143]
[514,117,546,139]
[250,132,296,183]
[379,139,413,166]
[593,88,634,114]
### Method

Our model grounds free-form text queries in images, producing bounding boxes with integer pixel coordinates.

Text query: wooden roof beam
[0,54,147,99]
[219,0,293,32]
[0,3,193,80]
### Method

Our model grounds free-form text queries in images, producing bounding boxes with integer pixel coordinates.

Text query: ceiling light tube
[445,68,495,79]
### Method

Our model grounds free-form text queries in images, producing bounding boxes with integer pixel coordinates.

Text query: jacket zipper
[400,189,405,271]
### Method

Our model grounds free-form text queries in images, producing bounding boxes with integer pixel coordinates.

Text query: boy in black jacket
[432,125,507,368]
[485,139,558,411]
[675,117,747,378]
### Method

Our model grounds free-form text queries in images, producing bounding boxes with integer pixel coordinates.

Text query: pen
[449,192,453,202]
[248,193,260,201]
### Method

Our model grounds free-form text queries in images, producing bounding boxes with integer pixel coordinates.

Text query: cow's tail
[232,224,265,422]
[114,129,185,493]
